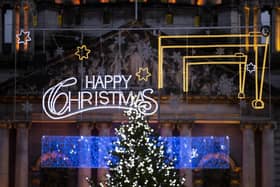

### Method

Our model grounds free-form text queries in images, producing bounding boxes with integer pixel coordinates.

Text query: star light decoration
[55,47,64,57]
[74,45,91,61]
[216,47,225,55]
[22,100,32,113]
[16,29,31,44]
[171,51,182,63]
[135,67,151,82]
[246,62,256,74]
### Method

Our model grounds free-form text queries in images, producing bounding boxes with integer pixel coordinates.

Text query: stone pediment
[0,22,273,101]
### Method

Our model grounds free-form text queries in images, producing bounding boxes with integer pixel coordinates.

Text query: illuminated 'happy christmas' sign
[42,75,158,119]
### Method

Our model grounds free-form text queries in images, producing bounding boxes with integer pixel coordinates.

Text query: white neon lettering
[96,76,105,89]
[119,91,134,106]
[80,91,92,109]
[113,75,121,89]
[104,75,113,88]
[85,75,94,89]
[122,75,132,89]
[42,75,158,120]
[99,91,110,105]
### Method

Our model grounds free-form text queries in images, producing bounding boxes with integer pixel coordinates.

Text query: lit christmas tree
[85,176,94,187]
[106,109,185,186]
[85,176,105,187]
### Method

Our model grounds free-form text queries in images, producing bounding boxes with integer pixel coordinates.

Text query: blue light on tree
[41,136,229,169]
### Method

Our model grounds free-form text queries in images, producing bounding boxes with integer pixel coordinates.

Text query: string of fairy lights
[41,135,229,169]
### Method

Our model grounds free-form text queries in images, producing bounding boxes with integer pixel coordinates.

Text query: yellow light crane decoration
[158,32,270,110]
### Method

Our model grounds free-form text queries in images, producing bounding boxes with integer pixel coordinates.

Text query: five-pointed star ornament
[74,45,91,61]
[136,67,152,82]
[246,62,256,74]
[16,29,32,44]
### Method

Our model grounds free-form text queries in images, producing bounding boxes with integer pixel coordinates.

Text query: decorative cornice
[0,121,12,129]
[76,121,94,130]
[259,121,277,131]
[240,123,256,131]
[233,167,241,173]
[13,121,31,129]
[177,122,193,131]
[230,179,240,185]
[176,120,194,125]
[158,120,178,124]
[240,121,277,131]
[159,122,175,129]
[194,179,203,185]
[95,122,111,130]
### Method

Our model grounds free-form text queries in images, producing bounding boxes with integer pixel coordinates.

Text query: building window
[4,9,13,44]
[261,10,270,44]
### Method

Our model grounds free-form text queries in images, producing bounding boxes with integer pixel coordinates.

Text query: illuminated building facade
[0,0,280,187]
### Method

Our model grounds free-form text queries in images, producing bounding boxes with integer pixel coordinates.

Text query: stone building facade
[0,0,279,187]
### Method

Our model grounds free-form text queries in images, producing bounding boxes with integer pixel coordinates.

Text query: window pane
[4,9,13,44]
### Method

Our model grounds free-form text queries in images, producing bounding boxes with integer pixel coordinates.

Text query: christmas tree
[85,176,104,187]
[106,109,185,186]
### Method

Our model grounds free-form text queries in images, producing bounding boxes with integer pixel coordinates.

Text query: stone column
[160,122,173,137]
[177,122,193,187]
[241,124,255,187]
[15,122,30,187]
[0,122,11,187]
[261,122,276,187]
[96,122,111,186]
[160,122,173,162]
[77,122,93,187]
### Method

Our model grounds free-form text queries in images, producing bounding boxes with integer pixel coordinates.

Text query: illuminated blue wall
[41,136,229,169]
